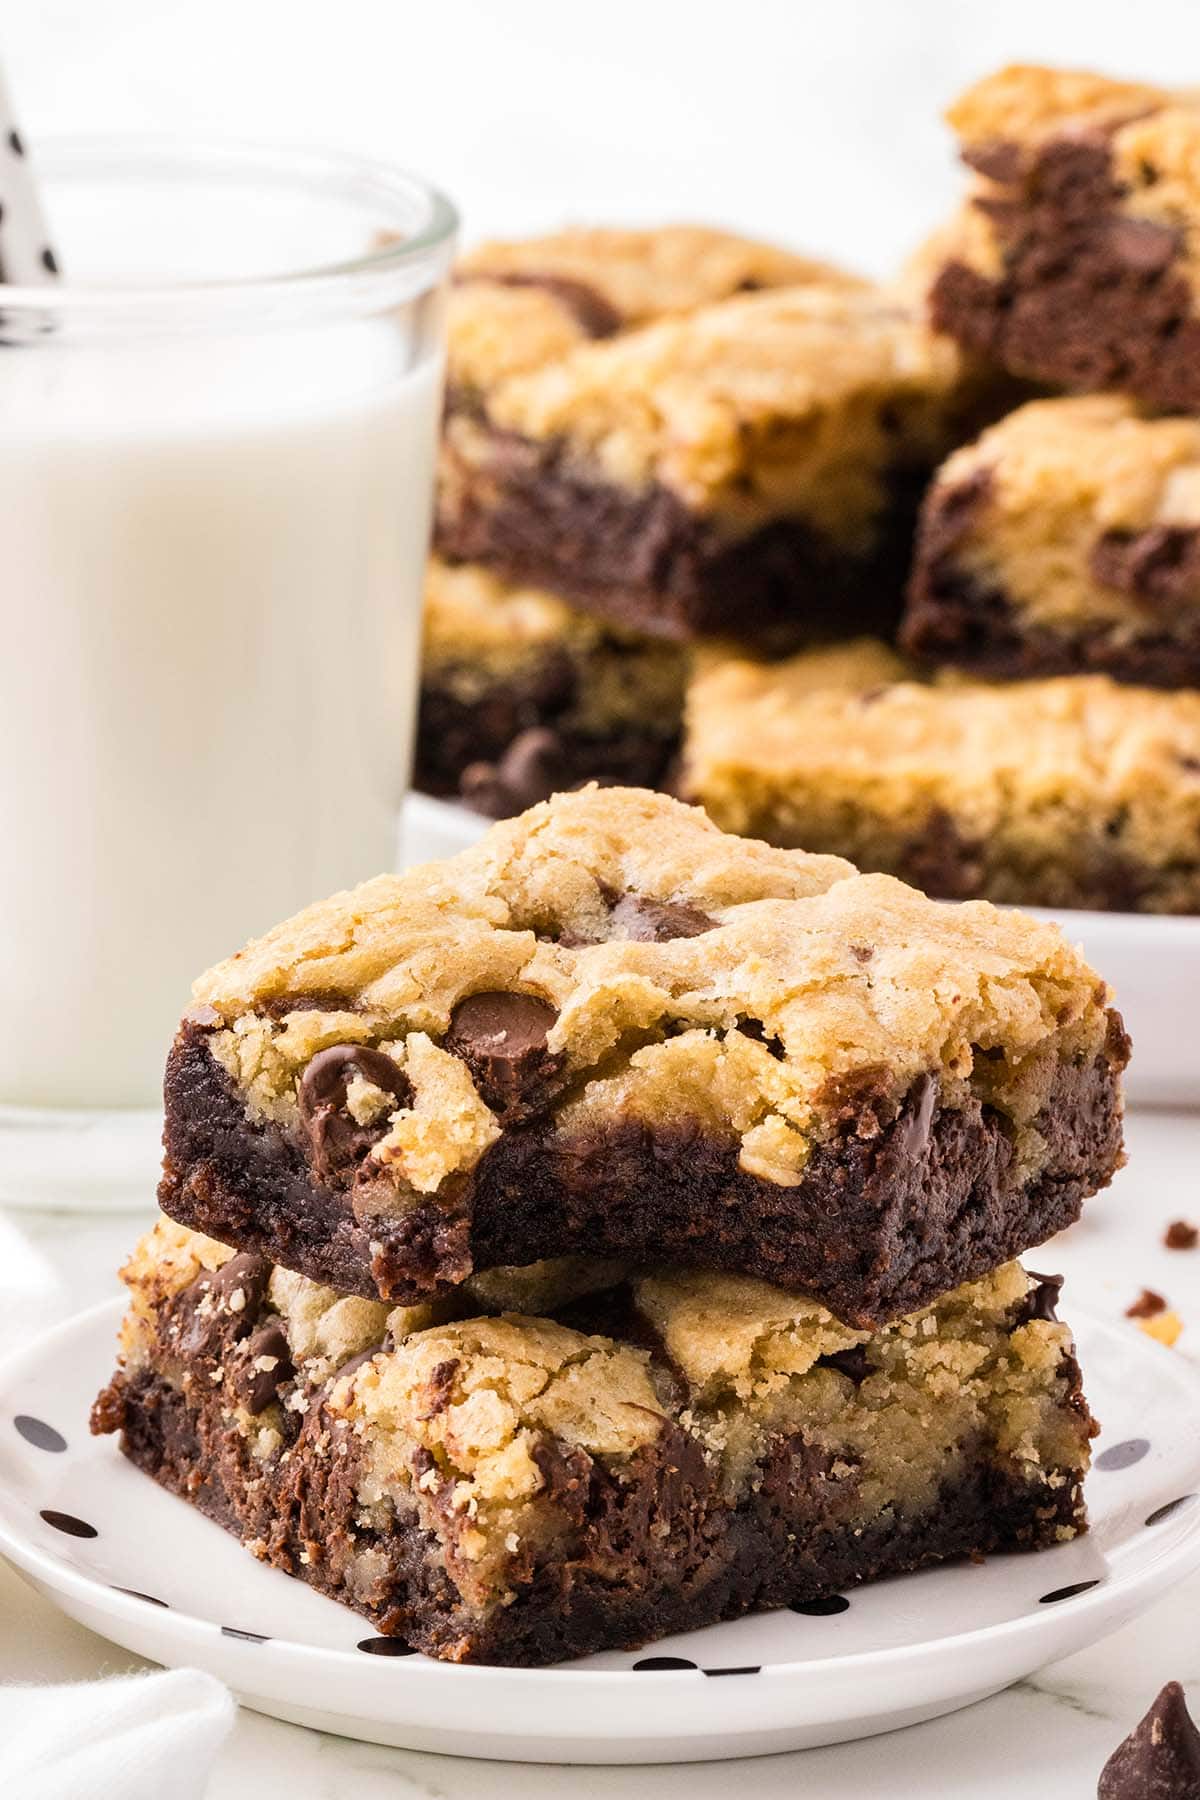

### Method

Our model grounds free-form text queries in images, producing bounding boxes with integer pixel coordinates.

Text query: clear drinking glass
[0,139,456,1204]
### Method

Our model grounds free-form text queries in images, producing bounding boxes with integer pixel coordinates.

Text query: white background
[8,0,1199,274]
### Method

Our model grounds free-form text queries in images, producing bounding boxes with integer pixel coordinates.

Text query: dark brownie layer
[159,1014,1128,1328]
[96,1352,1087,1667]
[904,470,1200,686]
[435,429,923,646]
[931,133,1200,412]
[414,669,678,816]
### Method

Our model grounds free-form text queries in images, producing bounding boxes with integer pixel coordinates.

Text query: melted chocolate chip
[240,1320,293,1414]
[817,1345,872,1385]
[177,1253,270,1356]
[892,1073,937,1167]
[609,893,716,942]
[1022,1271,1064,1324]
[297,1044,410,1186]
[460,727,564,818]
[444,990,566,1123]
[486,271,624,339]
[1098,1681,1200,1798]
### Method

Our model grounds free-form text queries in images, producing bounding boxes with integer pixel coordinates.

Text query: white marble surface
[0,1107,1196,1795]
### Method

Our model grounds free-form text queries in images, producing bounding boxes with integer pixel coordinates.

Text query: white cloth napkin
[0,1668,235,1800]
[0,1213,238,1796]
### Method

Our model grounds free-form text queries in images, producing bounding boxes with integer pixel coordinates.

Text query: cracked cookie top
[448,224,862,398]
[185,787,1117,1197]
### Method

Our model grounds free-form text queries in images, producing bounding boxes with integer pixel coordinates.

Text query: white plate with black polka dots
[1,1299,1198,1764]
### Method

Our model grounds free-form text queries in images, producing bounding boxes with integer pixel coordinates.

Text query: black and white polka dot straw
[0,64,60,285]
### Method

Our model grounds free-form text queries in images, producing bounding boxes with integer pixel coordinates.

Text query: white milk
[0,331,442,1107]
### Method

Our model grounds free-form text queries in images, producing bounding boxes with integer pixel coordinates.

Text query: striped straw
[0,63,60,285]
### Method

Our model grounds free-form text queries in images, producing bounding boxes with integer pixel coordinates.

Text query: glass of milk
[0,139,456,1205]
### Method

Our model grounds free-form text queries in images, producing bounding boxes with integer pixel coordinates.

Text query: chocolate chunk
[444,990,566,1123]
[177,1252,271,1356]
[1091,525,1200,608]
[893,1073,937,1166]
[1022,1271,1063,1323]
[240,1320,293,1414]
[419,1357,460,1421]
[1166,1220,1199,1251]
[487,271,624,339]
[817,1345,872,1385]
[1127,1288,1168,1319]
[297,1044,410,1186]
[460,727,564,819]
[609,893,717,942]
[1098,1681,1200,1798]
[1103,215,1179,274]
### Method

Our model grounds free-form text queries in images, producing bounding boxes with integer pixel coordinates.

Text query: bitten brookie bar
[93,1220,1094,1666]
[157,787,1127,1325]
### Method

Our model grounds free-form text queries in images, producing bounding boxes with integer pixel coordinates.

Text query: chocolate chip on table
[460,727,564,818]
[1165,1220,1199,1251]
[609,893,716,942]
[1127,1288,1168,1320]
[444,990,566,1123]
[297,1044,410,1185]
[1097,1681,1200,1798]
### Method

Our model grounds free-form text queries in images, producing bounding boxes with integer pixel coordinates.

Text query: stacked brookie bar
[419,72,1200,913]
[94,789,1127,1664]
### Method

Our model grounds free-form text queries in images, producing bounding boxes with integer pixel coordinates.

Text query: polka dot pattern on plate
[14,1414,66,1453]
[1146,1495,1198,1527]
[357,1637,416,1656]
[1039,1580,1101,1604]
[221,1627,269,1643]
[39,1509,97,1539]
[634,1656,697,1671]
[703,1665,761,1677]
[113,1587,167,1607]
[1095,1438,1151,1472]
[790,1595,850,1616]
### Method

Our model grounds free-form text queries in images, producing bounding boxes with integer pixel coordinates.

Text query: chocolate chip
[1022,1271,1063,1324]
[1103,215,1178,274]
[1166,1220,1199,1251]
[177,1252,271,1356]
[14,1415,66,1453]
[849,944,874,964]
[892,1073,937,1166]
[817,1345,872,1385]
[297,1044,410,1186]
[1098,1681,1200,1798]
[460,727,564,819]
[240,1320,293,1414]
[609,893,717,942]
[1127,1288,1168,1320]
[444,990,565,1123]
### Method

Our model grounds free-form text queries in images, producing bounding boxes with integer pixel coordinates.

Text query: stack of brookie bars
[94,788,1130,1664]
[419,62,1200,915]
